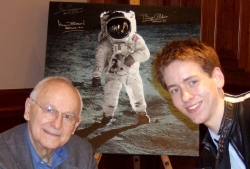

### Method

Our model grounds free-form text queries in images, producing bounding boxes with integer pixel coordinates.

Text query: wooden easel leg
[94,153,102,165]
[133,155,140,169]
[161,155,172,169]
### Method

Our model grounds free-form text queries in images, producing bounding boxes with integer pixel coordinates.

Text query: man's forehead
[167,60,204,73]
[163,61,203,85]
[38,82,77,100]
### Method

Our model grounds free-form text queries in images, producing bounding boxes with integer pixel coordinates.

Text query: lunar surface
[45,24,200,156]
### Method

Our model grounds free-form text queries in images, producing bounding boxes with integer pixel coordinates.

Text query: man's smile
[186,101,202,113]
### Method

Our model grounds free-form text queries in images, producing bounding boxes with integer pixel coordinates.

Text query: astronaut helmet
[101,10,136,42]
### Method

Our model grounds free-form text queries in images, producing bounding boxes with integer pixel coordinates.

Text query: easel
[94,153,172,169]
[94,153,103,165]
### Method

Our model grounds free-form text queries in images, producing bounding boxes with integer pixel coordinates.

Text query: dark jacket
[198,92,250,169]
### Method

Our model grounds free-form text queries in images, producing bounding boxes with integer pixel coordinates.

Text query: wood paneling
[201,0,250,88]
[88,0,111,3]
[140,0,163,6]
[238,0,250,71]
[89,0,202,6]
[139,0,201,7]
[215,0,239,58]
[164,0,201,7]
[0,89,31,133]
[200,0,216,47]
[201,0,250,71]
[88,0,129,4]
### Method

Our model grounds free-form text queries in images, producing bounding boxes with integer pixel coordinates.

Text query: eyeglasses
[31,99,77,127]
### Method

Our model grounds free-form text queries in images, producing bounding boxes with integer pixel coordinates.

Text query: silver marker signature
[54,3,83,15]
[140,13,168,23]
[58,20,85,33]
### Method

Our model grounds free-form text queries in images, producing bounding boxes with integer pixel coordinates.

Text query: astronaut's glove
[124,55,135,67]
[92,77,101,88]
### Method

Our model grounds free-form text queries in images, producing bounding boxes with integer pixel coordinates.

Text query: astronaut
[92,10,150,126]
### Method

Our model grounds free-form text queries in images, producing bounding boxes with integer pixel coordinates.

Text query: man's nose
[50,114,63,129]
[181,89,193,102]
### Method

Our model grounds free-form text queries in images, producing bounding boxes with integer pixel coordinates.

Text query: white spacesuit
[92,10,150,126]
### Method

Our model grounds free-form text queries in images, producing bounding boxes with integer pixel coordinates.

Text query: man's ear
[24,98,32,121]
[72,116,83,135]
[213,67,225,88]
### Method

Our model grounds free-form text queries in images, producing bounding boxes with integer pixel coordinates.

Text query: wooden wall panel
[201,0,250,88]
[0,89,31,133]
[201,0,250,71]
[164,0,201,7]
[88,0,202,6]
[200,0,216,47]
[163,0,181,6]
[140,0,163,6]
[140,0,201,7]
[88,0,129,4]
[215,0,239,58]
[238,0,250,71]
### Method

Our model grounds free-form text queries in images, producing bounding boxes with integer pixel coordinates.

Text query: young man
[153,39,250,169]
[0,76,98,169]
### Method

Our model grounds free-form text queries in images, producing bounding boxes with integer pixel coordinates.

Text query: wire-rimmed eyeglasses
[31,99,77,127]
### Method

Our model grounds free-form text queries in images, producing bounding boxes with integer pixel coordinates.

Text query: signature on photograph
[140,13,168,23]
[58,20,85,33]
[54,3,83,15]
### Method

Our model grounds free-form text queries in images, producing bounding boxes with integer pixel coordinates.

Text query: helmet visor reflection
[107,18,131,39]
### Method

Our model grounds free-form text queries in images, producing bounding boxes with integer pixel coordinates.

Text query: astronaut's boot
[137,111,150,125]
[101,113,113,126]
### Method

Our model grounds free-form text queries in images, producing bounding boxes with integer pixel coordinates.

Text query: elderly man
[0,76,98,169]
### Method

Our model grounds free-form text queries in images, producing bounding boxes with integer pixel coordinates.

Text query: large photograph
[45,2,200,156]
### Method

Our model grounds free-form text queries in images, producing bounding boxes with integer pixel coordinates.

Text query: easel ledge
[94,153,172,169]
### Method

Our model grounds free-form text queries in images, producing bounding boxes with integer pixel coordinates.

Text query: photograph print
[45,2,201,156]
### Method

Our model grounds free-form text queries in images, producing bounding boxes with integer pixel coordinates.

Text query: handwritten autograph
[140,13,168,23]
[54,3,83,15]
[58,20,85,33]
